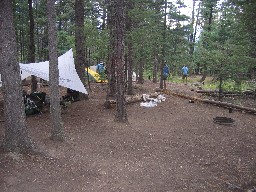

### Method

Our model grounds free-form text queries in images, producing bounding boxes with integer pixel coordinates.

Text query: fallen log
[201,99,256,114]
[165,90,256,114]
[197,89,255,95]
[200,93,248,97]
[196,90,256,99]
[196,90,240,94]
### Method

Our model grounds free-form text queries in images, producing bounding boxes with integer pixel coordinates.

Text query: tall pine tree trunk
[47,0,65,141]
[28,0,37,92]
[153,55,158,83]
[137,57,144,84]
[0,0,35,153]
[106,1,116,99]
[101,0,107,30]
[126,0,134,95]
[194,2,201,74]
[160,0,167,89]
[200,0,216,82]
[127,41,133,94]
[75,0,87,99]
[113,0,127,122]
[189,0,196,55]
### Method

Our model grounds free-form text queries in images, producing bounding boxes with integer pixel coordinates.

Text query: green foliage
[84,19,109,65]
[57,31,75,55]
[194,0,256,90]
[12,0,256,88]
[126,0,193,76]
[14,0,29,62]
[203,78,256,92]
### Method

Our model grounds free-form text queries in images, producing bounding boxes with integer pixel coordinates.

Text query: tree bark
[137,57,144,84]
[153,55,158,83]
[199,73,207,83]
[0,0,35,153]
[160,0,167,89]
[189,0,196,55]
[106,0,116,99]
[126,0,134,95]
[194,2,201,74]
[47,0,65,141]
[126,41,133,95]
[101,0,107,30]
[193,2,201,46]
[28,0,38,92]
[152,0,161,84]
[112,0,127,122]
[75,0,87,100]
[200,0,216,82]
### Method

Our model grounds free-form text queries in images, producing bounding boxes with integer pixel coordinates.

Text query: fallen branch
[196,90,240,94]
[165,90,256,114]
[197,90,256,97]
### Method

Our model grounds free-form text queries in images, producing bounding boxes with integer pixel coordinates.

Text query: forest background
[14,0,256,89]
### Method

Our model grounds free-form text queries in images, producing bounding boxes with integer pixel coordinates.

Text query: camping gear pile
[23,88,81,115]
[23,91,48,115]
[60,89,80,108]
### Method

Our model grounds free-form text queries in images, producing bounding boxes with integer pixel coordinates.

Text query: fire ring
[213,117,235,125]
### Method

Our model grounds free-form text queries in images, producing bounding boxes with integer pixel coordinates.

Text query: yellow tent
[85,67,107,83]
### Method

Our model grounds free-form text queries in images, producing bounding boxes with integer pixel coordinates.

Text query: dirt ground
[1,80,256,192]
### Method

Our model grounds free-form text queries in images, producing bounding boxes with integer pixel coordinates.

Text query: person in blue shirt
[96,62,104,74]
[181,65,189,84]
[96,62,106,82]
[163,63,170,90]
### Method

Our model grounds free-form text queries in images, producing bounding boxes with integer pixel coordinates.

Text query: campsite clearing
[0,80,256,191]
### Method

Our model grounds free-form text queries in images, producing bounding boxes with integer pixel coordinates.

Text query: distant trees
[230,0,256,78]
[193,0,256,92]
[9,0,255,85]
[198,0,218,82]
[11,0,196,87]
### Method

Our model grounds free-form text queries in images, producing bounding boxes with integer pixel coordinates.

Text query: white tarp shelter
[1,49,87,94]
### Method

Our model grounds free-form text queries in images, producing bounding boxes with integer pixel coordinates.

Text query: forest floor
[0,78,256,192]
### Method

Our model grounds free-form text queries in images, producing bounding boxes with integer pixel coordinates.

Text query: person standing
[181,65,189,84]
[96,62,106,82]
[96,62,104,74]
[163,63,170,90]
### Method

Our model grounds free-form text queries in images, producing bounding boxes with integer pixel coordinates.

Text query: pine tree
[75,0,88,99]
[112,0,127,122]
[47,0,65,141]
[0,0,35,153]
[28,0,38,92]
